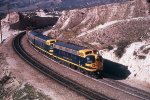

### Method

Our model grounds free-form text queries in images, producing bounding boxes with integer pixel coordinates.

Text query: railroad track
[99,78,150,100]
[13,32,112,100]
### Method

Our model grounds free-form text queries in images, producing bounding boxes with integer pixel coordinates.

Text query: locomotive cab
[85,55,96,68]
[46,40,56,45]
[85,55,103,71]
[92,50,103,70]
[46,39,56,53]
[79,49,103,71]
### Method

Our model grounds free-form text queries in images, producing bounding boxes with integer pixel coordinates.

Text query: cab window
[50,41,55,44]
[86,56,95,64]
[85,51,92,55]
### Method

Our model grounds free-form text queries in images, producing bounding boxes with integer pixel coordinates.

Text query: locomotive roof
[31,31,52,40]
[54,41,85,51]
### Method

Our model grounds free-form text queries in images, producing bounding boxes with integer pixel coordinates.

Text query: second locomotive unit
[27,31,103,78]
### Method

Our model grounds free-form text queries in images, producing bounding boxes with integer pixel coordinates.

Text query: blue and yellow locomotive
[27,31,103,78]
[27,31,56,54]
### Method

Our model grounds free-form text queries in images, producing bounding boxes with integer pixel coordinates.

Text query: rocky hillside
[46,0,149,39]
[77,17,150,49]
[44,0,150,84]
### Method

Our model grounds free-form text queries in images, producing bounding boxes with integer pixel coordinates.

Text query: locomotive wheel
[64,61,68,66]
[80,68,84,74]
[97,71,103,79]
[66,62,70,67]
[70,65,77,70]
[92,73,98,79]
[54,57,58,61]
[59,60,63,64]
[48,54,51,58]
[77,67,81,72]
[89,72,98,79]
[84,70,89,75]
[82,69,86,74]
[51,56,54,59]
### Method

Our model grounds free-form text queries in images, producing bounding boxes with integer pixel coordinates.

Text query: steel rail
[99,78,150,100]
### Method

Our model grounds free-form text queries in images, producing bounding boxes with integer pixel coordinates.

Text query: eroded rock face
[0,12,19,42]
[77,17,150,49]
[46,0,149,39]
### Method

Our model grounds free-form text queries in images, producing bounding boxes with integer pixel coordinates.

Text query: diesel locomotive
[27,31,103,78]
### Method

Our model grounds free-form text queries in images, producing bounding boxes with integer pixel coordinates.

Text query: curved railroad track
[13,32,112,100]
[98,78,150,100]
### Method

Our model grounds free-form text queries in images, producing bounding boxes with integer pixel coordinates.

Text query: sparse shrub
[143,48,150,54]
[106,45,114,50]
[0,53,3,59]
[13,84,51,100]
[115,41,130,58]
[0,76,10,85]
[0,13,6,20]
[0,75,11,99]
[138,55,146,59]
[140,45,145,50]
[133,51,137,56]
[147,0,150,3]
[0,85,7,99]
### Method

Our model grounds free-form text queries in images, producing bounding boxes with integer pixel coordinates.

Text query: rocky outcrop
[0,11,59,42]
[77,17,150,49]
[46,0,149,39]
[10,12,59,30]
[0,12,19,42]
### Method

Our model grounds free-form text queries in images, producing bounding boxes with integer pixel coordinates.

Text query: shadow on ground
[102,59,131,80]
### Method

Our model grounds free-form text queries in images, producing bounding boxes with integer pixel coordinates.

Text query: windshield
[86,55,95,64]
[50,41,55,44]
[49,45,53,49]
[85,51,92,55]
